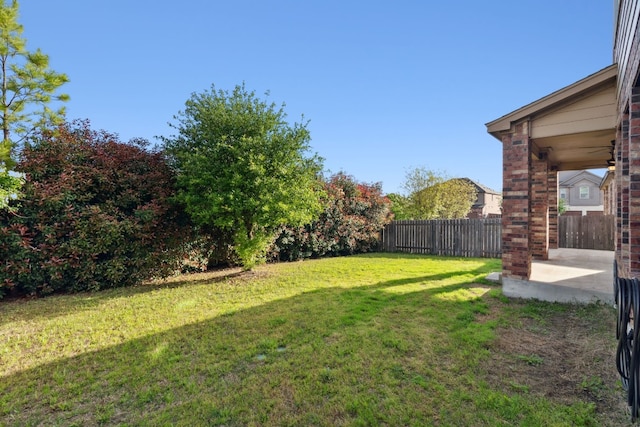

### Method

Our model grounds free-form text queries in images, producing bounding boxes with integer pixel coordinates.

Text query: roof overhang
[486,64,618,171]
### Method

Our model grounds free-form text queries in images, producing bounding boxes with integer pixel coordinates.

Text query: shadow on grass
[0,268,249,327]
[0,260,511,426]
[370,268,495,291]
[0,253,500,327]
[358,252,500,261]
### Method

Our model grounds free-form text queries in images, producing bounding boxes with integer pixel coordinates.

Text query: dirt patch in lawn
[483,296,630,426]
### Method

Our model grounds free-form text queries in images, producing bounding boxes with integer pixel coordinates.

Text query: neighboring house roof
[558,170,603,187]
[455,178,501,195]
[446,178,502,212]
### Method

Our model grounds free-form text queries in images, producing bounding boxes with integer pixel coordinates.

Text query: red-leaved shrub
[0,120,190,298]
[271,172,393,261]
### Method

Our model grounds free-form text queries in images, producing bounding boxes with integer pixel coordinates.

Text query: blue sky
[18,1,613,195]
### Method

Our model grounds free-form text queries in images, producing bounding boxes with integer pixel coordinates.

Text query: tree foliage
[386,193,410,220]
[271,172,393,260]
[0,0,69,206]
[401,167,477,219]
[0,121,189,298]
[162,83,324,270]
[558,197,567,215]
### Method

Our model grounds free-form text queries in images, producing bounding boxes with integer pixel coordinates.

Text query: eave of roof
[485,64,618,140]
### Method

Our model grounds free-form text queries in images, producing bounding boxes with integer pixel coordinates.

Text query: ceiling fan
[607,140,616,166]
[578,140,616,166]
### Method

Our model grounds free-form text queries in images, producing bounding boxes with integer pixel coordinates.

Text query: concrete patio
[499,248,614,304]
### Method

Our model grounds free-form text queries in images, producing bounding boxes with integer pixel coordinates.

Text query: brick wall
[615,1,640,279]
[629,87,640,275]
[617,110,630,276]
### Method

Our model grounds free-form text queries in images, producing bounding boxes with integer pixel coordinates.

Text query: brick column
[630,87,640,276]
[501,121,531,279]
[530,156,549,260]
[548,169,558,249]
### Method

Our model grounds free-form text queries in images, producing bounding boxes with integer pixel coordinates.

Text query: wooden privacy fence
[558,215,614,250]
[382,215,613,257]
[381,218,502,258]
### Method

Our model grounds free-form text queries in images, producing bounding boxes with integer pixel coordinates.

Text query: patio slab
[501,248,614,304]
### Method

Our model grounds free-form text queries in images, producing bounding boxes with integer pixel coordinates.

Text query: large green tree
[0,0,69,205]
[401,167,477,219]
[163,83,324,269]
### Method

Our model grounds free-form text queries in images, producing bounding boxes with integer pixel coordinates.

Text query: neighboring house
[459,178,502,218]
[558,170,604,216]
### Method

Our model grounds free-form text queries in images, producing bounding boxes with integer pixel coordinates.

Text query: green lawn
[0,253,622,426]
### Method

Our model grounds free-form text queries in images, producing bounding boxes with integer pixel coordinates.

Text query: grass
[0,253,624,426]
[516,354,545,366]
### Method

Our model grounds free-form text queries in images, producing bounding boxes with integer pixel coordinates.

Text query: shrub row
[0,124,393,298]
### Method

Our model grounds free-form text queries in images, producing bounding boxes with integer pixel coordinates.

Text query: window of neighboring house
[579,186,590,199]
[559,188,567,200]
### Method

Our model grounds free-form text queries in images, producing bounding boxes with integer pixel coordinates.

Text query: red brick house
[486,1,640,298]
